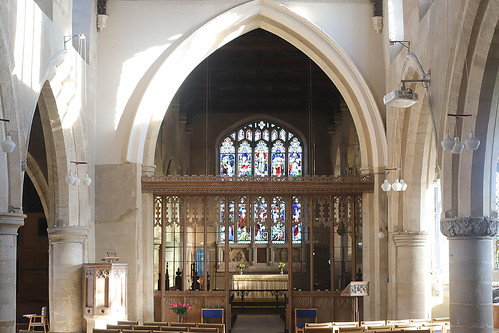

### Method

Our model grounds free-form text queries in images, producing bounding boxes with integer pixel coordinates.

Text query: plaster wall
[95,0,384,165]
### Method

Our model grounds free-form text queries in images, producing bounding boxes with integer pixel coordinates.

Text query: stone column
[393,232,428,319]
[441,216,499,333]
[48,226,88,333]
[0,212,25,333]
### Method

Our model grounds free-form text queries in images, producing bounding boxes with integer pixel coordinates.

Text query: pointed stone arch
[118,0,387,174]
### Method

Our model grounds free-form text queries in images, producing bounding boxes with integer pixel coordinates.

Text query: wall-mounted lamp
[381,167,407,192]
[66,161,92,186]
[0,118,16,153]
[64,34,86,50]
[384,41,431,108]
[441,114,479,154]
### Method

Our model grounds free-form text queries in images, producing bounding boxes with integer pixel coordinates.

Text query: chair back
[107,324,133,330]
[295,308,318,330]
[190,328,218,333]
[144,322,169,326]
[361,320,385,327]
[196,323,224,333]
[170,322,196,327]
[160,327,188,332]
[332,322,359,327]
[201,308,224,324]
[303,327,333,333]
[93,329,120,333]
[337,327,364,332]
[118,321,139,325]
[134,325,160,331]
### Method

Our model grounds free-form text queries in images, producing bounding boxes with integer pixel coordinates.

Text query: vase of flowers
[170,302,191,322]
[279,262,286,274]
[237,263,245,275]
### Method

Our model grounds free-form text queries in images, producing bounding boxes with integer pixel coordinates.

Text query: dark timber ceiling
[177,29,342,123]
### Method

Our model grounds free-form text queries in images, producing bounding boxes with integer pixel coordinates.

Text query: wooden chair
[364,325,392,331]
[25,306,50,332]
[118,321,139,325]
[144,322,169,326]
[386,319,410,326]
[160,327,189,332]
[169,322,196,328]
[189,328,218,333]
[305,323,332,328]
[403,330,430,333]
[360,320,385,328]
[332,322,359,328]
[303,327,334,333]
[337,327,364,332]
[201,308,224,324]
[295,308,318,333]
[196,323,224,333]
[431,317,449,323]
[133,325,161,331]
[107,324,133,330]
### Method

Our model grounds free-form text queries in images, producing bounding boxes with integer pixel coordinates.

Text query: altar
[232,274,288,300]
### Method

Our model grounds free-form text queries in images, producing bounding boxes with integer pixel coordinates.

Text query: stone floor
[231,314,285,333]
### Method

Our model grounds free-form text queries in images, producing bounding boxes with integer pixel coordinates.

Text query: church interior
[1,0,499,333]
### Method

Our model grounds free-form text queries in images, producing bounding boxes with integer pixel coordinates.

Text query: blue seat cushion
[297,323,305,328]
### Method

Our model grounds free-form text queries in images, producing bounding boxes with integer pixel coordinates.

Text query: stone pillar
[441,216,499,333]
[48,226,88,333]
[0,212,25,333]
[393,232,428,319]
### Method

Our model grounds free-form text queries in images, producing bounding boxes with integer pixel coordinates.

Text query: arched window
[219,120,303,177]
[218,120,304,244]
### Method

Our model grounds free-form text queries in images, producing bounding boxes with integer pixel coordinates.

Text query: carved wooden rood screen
[142,174,373,328]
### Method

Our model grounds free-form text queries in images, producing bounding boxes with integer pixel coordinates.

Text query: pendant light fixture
[66,161,92,186]
[441,114,479,154]
[1,118,16,153]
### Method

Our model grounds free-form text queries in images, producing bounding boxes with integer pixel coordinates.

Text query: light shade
[441,133,454,151]
[73,176,81,186]
[465,131,480,150]
[400,179,408,191]
[65,171,76,184]
[82,173,92,186]
[1,135,16,153]
[451,137,464,154]
[392,179,403,191]
[381,179,391,192]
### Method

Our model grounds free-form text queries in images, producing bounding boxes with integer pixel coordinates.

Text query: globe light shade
[440,133,454,151]
[82,173,92,186]
[451,137,464,154]
[381,179,391,192]
[378,230,385,239]
[66,171,76,184]
[73,176,81,186]
[392,179,403,191]
[400,179,408,191]
[1,135,16,153]
[465,131,480,150]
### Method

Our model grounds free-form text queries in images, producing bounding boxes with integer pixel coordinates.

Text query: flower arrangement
[170,303,191,316]
[278,262,286,269]
[237,263,246,270]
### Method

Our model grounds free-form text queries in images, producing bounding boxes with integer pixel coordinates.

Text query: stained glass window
[271,140,285,177]
[238,141,252,176]
[271,197,286,243]
[292,197,302,243]
[220,138,235,176]
[237,198,250,243]
[288,137,302,177]
[220,201,235,242]
[218,121,305,243]
[254,197,268,243]
[254,141,269,176]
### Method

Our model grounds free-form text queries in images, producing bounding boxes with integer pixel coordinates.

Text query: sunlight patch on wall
[114,44,171,129]
[13,0,43,92]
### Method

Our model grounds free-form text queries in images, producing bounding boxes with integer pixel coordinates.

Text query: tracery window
[219,121,303,177]
[219,121,304,244]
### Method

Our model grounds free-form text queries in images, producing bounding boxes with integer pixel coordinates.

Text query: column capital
[441,216,499,239]
[0,212,26,235]
[48,225,88,243]
[393,232,428,247]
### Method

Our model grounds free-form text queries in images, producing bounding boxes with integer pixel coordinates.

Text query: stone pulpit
[83,261,128,332]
